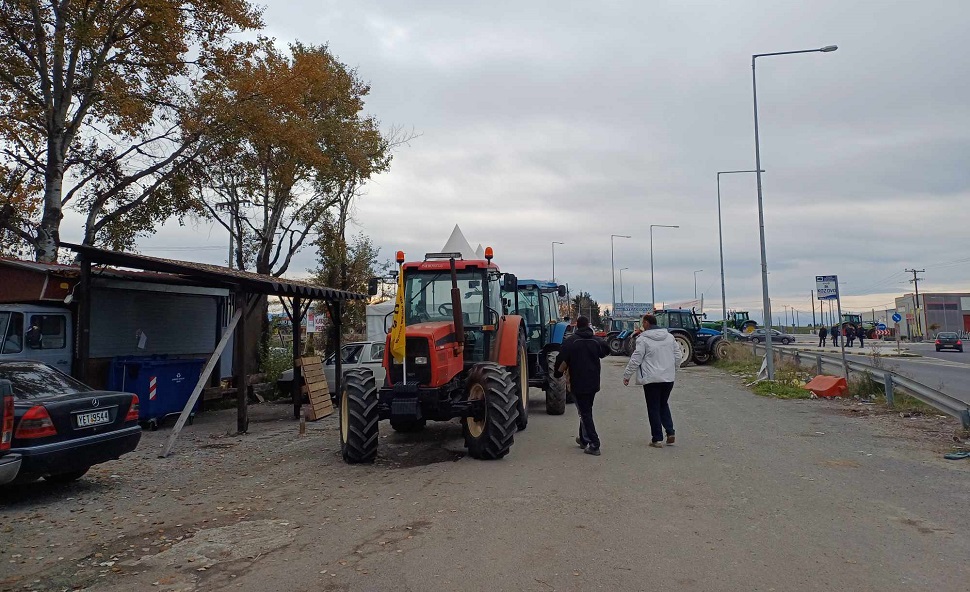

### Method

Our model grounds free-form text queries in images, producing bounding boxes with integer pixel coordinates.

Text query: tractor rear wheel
[513,338,529,431]
[673,333,693,368]
[390,418,426,433]
[545,350,566,415]
[340,369,379,464]
[742,321,757,333]
[463,363,518,460]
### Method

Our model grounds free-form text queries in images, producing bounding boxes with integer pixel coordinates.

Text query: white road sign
[816,275,839,300]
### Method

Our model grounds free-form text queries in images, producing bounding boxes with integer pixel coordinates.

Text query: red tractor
[339,249,529,463]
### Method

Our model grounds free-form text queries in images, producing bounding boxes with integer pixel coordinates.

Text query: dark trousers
[847,337,855,347]
[818,336,827,347]
[573,391,600,449]
[642,382,675,443]
[858,336,865,348]
[832,335,839,346]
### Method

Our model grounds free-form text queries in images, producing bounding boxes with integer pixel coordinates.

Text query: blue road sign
[877,323,887,330]
[892,313,902,323]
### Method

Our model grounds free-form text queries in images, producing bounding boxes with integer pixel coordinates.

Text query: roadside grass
[714,342,811,400]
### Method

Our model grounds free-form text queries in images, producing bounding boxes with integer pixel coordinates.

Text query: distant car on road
[277,341,386,398]
[750,329,795,345]
[723,327,751,341]
[935,332,963,353]
[0,361,142,484]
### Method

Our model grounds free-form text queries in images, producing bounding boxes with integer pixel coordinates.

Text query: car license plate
[76,410,110,428]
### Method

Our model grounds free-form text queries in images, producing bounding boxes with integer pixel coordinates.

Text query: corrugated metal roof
[60,243,367,301]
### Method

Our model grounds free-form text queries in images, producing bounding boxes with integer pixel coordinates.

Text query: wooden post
[235,289,249,434]
[333,300,343,399]
[291,296,303,419]
[75,256,92,383]
[161,307,242,457]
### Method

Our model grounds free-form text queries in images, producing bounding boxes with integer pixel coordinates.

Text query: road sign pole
[836,289,848,379]
[895,322,901,355]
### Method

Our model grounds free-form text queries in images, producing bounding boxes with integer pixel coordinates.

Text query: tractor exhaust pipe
[449,258,465,351]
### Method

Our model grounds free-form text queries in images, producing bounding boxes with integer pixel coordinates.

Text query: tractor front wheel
[713,338,729,360]
[340,369,379,464]
[463,363,518,460]
[693,350,712,365]
[608,337,625,355]
[545,350,566,415]
[673,333,693,368]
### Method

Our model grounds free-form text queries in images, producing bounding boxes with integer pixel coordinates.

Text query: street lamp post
[752,44,837,380]
[551,241,564,282]
[693,270,703,299]
[610,234,630,312]
[619,268,629,304]
[649,225,679,306]
[717,170,762,338]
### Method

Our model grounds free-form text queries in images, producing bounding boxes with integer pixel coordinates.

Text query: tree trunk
[36,136,66,263]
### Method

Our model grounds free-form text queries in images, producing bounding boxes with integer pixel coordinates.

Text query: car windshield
[939,332,958,338]
[405,270,486,326]
[0,362,93,399]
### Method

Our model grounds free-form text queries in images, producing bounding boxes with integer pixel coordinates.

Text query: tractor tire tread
[545,351,566,415]
[340,368,379,464]
[464,362,518,460]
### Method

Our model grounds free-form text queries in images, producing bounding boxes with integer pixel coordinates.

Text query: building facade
[895,292,970,339]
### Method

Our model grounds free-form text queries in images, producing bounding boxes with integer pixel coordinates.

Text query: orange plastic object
[802,375,848,398]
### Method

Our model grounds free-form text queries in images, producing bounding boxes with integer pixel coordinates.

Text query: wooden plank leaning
[160,307,243,458]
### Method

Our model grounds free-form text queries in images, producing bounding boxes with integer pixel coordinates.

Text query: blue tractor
[653,308,728,366]
[503,280,571,415]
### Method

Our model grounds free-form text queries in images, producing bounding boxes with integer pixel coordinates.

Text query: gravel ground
[2,361,969,591]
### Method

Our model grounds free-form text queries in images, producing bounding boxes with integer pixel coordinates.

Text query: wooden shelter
[62,243,367,456]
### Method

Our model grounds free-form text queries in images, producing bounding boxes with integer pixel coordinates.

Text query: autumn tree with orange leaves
[194,40,394,277]
[0,0,263,262]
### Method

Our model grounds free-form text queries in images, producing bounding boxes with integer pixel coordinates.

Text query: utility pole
[906,268,925,340]
[811,290,821,327]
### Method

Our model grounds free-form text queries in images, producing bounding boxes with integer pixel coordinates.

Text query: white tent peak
[475,244,485,259]
[440,225,478,259]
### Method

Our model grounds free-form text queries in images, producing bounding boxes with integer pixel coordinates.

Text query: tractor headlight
[414,356,428,365]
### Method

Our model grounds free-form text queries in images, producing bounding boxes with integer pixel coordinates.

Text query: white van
[0,305,73,374]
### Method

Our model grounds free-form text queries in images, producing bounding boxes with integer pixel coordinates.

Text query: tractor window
[542,292,560,324]
[682,313,699,330]
[405,270,485,326]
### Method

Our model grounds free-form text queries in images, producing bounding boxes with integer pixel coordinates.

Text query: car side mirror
[502,273,517,292]
[367,277,380,296]
[557,285,567,298]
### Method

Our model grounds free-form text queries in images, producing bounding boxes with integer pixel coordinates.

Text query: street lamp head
[820,45,838,52]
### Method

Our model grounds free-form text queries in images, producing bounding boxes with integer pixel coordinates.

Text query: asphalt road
[4,360,970,591]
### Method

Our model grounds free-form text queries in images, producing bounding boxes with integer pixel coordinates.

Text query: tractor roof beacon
[503,279,571,415]
[340,249,529,464]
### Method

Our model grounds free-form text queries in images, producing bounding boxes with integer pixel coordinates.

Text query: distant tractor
[841,313,877,339]
[701,310,758,334]
[503,280,571,415]
[339,249,529,464]
[605,317,641,356]
[653,308,728,366]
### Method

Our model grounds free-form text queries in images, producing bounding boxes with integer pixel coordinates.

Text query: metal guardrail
[751,343,970,429]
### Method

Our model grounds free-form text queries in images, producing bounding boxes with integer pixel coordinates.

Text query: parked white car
[277,341,386,397]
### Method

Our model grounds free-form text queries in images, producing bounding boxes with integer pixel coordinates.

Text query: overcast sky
[66,0,970,323]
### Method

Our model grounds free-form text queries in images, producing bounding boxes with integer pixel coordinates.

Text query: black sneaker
[584,446,601,456]
[576,437,586,448]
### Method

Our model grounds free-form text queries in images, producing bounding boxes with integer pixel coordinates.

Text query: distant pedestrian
[555,316,609,456]
[845,325,856,347]
[623,314,682,448]
[818,326,828,347]
[831,325,840,347]
[857,325,865,348]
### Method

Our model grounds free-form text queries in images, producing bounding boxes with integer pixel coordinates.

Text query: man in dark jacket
[818,325,828,347]
[555,316,609,456]
[831,325,840,347]
[856,324,865,348]
[845,324,856,347]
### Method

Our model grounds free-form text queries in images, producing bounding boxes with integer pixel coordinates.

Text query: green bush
[260,344,292,384]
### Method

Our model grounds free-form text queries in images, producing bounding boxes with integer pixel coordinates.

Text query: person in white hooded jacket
[622,313,683,448]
